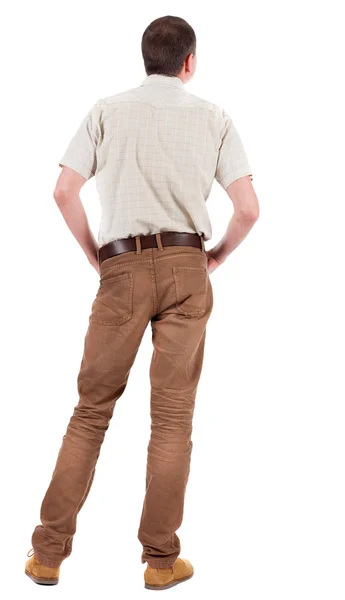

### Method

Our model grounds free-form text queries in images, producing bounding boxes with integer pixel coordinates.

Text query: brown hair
[142,16,196,76]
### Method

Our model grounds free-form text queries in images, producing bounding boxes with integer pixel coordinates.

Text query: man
[25,15,259,591]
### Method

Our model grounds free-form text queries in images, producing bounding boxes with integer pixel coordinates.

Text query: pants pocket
[91,271,133,326]
[172,266,208,317]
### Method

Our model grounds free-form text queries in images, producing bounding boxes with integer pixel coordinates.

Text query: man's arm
[53,166,100,273]
[207,175,259,273]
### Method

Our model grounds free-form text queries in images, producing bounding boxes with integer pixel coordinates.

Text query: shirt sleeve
[58,101,102,180]
[215,110,253,190]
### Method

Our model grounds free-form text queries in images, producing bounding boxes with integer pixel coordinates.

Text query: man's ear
[185,53,194,74]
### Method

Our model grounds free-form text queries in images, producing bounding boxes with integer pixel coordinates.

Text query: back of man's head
[142,16,196,77]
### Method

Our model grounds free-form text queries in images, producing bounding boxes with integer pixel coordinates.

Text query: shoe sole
[25,571,59,585]
[145,573,194,590]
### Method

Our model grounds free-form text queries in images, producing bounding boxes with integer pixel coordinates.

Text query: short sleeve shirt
[59,74,252,245]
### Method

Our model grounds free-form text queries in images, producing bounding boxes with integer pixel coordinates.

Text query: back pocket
[173,266,208,317]
[91,272,133,326]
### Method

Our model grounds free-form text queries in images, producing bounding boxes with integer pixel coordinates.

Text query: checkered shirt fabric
[59,74,252,245]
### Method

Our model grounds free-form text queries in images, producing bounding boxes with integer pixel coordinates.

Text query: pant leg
[32,255,153,568]
[138,247,213,568]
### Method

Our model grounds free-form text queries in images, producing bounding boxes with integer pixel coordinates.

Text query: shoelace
[27,548,34,558]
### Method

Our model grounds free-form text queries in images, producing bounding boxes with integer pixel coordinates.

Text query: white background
[1,1,344,599]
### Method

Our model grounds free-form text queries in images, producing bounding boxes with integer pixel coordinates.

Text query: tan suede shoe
[25,551,60,585]
[144,557,194,590]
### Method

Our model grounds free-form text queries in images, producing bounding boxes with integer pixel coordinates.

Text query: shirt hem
[58,160,94,181]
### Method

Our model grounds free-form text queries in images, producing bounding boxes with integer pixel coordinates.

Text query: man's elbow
[54,166,85,206]
[238,204,260,224]
[53,185,73,207]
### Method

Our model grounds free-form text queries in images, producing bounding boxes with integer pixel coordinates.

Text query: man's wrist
[87,251,99,270]
[86,246,98,263]
[209,247,227,265]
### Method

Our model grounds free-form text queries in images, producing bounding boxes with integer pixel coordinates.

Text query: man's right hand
[206,249,223,274]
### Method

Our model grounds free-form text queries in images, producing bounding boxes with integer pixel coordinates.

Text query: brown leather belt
[98,231,205,264]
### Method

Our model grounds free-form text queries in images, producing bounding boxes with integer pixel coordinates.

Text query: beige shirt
[59,74,252,246]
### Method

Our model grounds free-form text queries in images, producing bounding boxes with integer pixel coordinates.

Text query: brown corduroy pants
[31,240,213,569]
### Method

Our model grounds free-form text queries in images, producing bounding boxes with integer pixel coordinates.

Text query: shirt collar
[141,74,185,90]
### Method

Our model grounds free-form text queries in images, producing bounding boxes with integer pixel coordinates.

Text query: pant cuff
[142,557,177,569]
[33,551,63,569]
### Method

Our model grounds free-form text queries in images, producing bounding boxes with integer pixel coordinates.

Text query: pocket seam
[92,272,133,326]
[173,266,207,317]
[100,271,132,285]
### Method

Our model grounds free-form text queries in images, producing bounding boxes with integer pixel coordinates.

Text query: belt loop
[135,235,142,254]
[200,234,205,253]
[155,232,164,251]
